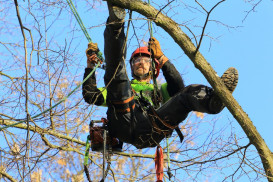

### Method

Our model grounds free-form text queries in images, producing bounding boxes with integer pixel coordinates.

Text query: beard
[134,67,148,76]
[133,67,151,80]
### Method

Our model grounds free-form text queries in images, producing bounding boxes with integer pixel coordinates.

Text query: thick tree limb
[0,120,157,160]
[106,0,273,181]
[0,119,256,169]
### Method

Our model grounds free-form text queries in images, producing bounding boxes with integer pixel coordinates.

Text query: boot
[209,67,239,113]
[107,2,126,28]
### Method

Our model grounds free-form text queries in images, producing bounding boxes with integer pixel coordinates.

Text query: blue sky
[1,0,272,181]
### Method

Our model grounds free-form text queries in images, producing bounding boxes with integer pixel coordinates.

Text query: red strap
[155,146,164,182]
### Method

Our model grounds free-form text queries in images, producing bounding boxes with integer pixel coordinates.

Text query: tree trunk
[108,0,273,180]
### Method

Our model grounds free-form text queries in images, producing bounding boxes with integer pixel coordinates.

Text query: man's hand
[86,42,99,56]
[148,37,169,69]
[87,54,102,68]
[86,43,102,68]
[148,37,163,59]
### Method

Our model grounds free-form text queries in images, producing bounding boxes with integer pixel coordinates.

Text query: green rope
[0,63,100,131]
[148,0,153,38]
[67,0,91,42]
[84,135,91,165]
[66,0,104,62]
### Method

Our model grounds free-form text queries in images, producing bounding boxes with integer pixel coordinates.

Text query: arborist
[82,3,238,149]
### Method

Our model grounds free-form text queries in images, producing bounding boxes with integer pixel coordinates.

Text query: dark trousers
[103,23,223,149]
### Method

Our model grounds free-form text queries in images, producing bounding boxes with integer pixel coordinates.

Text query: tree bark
[107,0,273,180]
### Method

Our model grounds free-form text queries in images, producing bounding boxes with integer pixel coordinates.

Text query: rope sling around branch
[0,1,102,131]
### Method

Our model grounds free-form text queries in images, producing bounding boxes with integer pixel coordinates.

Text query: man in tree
[82,3,238,149]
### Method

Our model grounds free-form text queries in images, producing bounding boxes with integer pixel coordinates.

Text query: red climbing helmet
[130,47,160,78]
[130,47,151,63]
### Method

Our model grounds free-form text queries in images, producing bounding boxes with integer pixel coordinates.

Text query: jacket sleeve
[82,68,106,106]
[161,61,185,97]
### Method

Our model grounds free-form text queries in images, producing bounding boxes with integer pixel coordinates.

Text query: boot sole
[221,67,238,93]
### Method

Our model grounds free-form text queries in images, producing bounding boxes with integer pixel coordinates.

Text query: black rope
[102,129,107,181]
[84,164,92,182]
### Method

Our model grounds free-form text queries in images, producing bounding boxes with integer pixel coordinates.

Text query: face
[132,56,152,78]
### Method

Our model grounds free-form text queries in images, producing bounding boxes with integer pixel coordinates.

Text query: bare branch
[195,0,225,53]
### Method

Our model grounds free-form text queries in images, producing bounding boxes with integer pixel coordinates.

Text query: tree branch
[0,167,17,182]
[195,0,225,53]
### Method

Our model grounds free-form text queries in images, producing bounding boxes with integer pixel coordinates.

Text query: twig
[195,0,225,54]
[242,0,262,23]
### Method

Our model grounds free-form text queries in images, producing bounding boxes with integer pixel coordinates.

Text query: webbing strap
[155,146,164,182]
